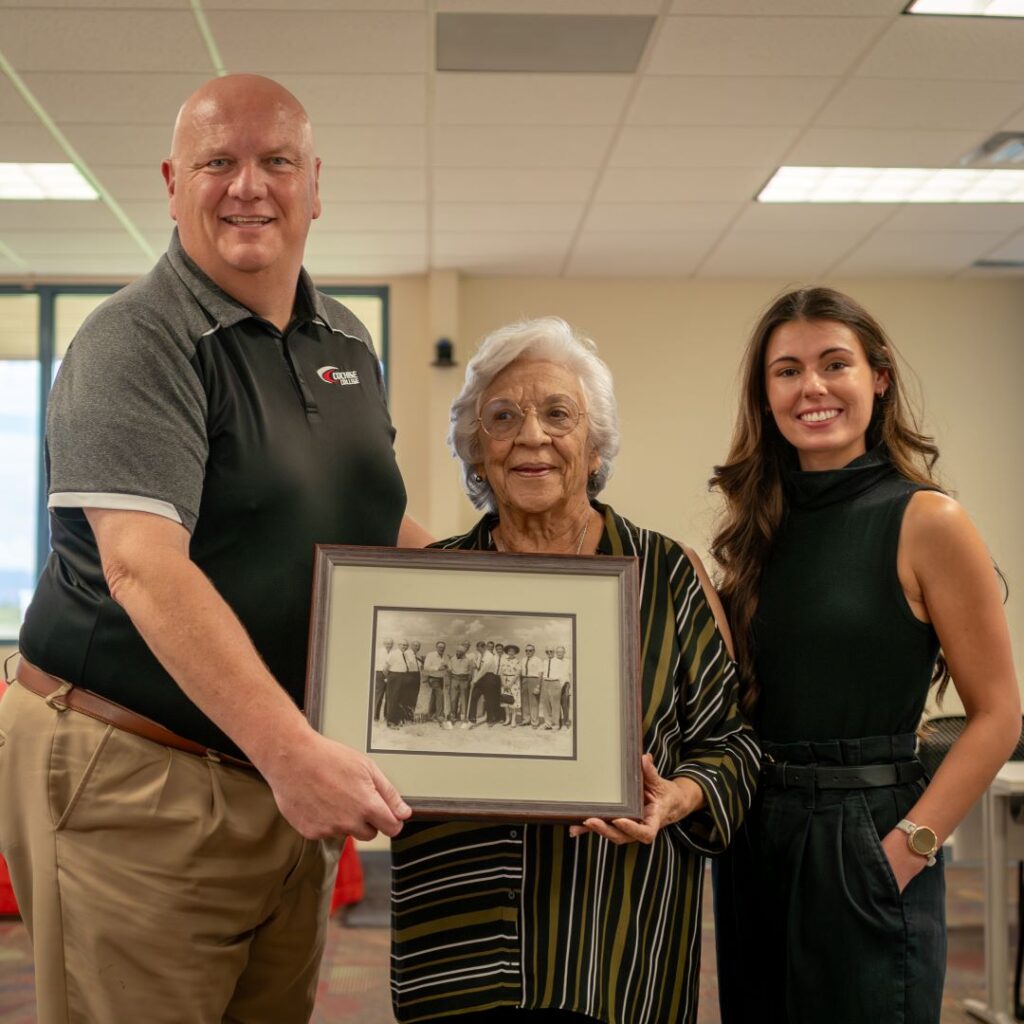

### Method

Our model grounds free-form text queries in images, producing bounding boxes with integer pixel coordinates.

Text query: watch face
[909,826,938,856]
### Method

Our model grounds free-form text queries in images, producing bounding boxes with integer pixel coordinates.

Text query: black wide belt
[761,759,924,790]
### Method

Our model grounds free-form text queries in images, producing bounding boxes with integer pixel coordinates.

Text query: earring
[472,472,485,484]
[876,389,887,398]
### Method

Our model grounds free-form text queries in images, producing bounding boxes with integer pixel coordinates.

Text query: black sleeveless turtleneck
[752,447,941,744]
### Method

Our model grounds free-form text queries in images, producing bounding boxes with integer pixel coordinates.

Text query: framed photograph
[305,546,642,822]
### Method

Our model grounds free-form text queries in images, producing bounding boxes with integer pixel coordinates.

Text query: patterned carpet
[0,862,1017,1023]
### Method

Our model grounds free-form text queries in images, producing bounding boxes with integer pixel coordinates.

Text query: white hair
[448,317,620,512]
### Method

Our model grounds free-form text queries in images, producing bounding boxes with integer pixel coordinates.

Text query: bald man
[1,75,428,1024]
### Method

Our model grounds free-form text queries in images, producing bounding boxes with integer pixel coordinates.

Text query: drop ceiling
[1,0,1024,280]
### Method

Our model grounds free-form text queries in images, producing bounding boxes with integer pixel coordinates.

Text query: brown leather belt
[15,659,255,771]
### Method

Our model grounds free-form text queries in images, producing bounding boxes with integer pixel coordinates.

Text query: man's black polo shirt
[20,231,407,758]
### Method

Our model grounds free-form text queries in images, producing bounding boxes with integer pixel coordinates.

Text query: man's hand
[259,731,411,842]
[568,754,705,846]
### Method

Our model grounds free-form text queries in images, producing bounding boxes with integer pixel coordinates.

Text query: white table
[964,761,1024,1024]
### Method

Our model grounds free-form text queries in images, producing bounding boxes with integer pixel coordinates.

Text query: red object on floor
[332,837,364,911]
[0,678,364,917]
[0,681,13,915]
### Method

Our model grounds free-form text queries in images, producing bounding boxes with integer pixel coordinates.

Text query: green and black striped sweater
[390,504,759,1024]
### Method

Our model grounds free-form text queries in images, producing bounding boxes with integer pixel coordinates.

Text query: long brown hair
[709,286,948,714]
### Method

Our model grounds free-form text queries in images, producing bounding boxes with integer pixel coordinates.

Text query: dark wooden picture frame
[305,546,642,822]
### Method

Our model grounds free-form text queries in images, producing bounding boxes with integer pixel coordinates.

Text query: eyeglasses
[477,394,582,440]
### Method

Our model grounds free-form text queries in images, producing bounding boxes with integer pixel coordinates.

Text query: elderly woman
[390,317,760,1024]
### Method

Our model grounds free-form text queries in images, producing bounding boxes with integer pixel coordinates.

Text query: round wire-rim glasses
[477,394,583,440]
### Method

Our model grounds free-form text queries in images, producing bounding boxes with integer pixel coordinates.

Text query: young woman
[710,287,1020,1024]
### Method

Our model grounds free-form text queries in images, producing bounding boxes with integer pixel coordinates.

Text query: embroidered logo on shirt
[317,366,360,386]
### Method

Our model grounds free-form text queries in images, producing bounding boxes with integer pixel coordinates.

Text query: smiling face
[764,319,888,472]
[476,359,599,520]
[162,75,321,294]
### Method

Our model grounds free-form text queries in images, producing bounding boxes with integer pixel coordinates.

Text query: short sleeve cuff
[49,491,184,526]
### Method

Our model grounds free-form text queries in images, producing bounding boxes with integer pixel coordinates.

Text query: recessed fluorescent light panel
[906,0,1024,16]
[758,166,1024,203]
[0,163,97,200]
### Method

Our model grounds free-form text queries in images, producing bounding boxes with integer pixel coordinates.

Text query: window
[2,283,389,642]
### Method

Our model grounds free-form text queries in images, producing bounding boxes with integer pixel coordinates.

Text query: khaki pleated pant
[0,680,339,1024]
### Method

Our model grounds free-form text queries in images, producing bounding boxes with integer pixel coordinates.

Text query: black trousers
[469,673,502,724]
[713,734,946,1024]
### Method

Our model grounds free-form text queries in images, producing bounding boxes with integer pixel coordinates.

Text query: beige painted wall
[7,274,1021,718]
[392,274,1024,710]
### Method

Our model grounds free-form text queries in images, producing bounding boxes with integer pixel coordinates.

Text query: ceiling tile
[584,201,741,232]
[833,230,1009,274]
[2,0,186,6]
[433,125,613,168]
[21,73,206,126]
[0,201,124,232]
[595,167,768,201]
[0,230,144,256]
[313,126,426,167]
[209,11,427,74]
[437,0,662,12]
[304,232,427,257]
[206,0,423,8]
[610,125,798,168]
[433,168,597,202]
[567,230,720,276]
[733,203,893,232]
[647,16,887,77]
[319,169,426,203]
[0,9,210,72]
[784,127,985,167]
[671,0,903,11]
[314,203,427,232]
[857,18,1024,82]
[0,257,23,275]
[23,254,152,276]
[979,232,1024,263]
[435,252,565,275]
[0,77,37,124]
[275,74,426,126]
[696,229,868,277]
[629,76,837,126]
[434,203,584,231]
[434,231,571,260]
[816,79,1024,131]
[61,125,172,169]
[882,204,1024,233]
[434,74,630,125]
[90,166,170,203]
[305,254,429,277]
[0,125,68,162]
[115,201,175,231]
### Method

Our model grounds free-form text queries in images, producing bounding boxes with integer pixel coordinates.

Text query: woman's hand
[880,828,929,893]
[568,754,706,845]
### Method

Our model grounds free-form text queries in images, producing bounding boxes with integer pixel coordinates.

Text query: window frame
[1,281,390,643]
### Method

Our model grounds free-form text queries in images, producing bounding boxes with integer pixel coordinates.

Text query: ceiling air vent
[960,132,1024,168]
[436,13,655,74]
[972,259,1024,269]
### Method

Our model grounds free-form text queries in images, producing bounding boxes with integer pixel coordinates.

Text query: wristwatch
[895,819,939,866]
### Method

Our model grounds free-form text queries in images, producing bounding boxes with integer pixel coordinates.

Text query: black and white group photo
[367,607,576,759]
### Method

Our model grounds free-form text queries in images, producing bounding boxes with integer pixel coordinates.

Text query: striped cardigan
[390,503,759,1023]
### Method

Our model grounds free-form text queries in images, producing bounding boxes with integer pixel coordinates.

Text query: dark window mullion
[35,287,56,581]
